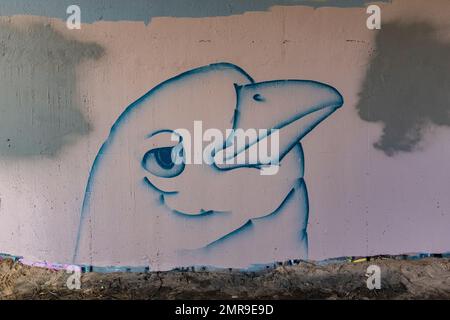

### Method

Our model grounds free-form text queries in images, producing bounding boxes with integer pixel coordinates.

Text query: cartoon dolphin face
[74,63,343,270]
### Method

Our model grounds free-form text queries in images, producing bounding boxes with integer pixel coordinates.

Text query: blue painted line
[73,62,253,263]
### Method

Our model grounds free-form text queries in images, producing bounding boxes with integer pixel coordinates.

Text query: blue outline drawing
[73,62,343,270]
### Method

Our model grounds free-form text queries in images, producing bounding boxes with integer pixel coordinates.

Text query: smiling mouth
[171,208,231,217]
[158,193,230,217]
[144,176,230,217]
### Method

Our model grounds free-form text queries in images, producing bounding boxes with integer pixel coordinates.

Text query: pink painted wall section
[0,0,449,270]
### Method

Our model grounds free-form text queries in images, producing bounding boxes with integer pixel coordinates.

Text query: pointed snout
[215,80,343,167]
[237,79,342,131]
[242,80,343,160]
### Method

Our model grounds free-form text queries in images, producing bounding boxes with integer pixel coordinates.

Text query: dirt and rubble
[1,257,450,300]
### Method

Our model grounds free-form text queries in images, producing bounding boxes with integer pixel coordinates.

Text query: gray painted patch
[356,22,450,156]
[0,23,104,157]
[0,0,390,24]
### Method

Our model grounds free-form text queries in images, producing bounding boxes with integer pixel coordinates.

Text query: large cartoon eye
[142,146,185,178]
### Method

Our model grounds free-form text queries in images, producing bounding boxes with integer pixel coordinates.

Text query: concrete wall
[0,0,449,270]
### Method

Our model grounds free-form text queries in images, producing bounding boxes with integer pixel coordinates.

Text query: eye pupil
[253,94,265,102]
[155,147,175,169]
[142,146,185,178]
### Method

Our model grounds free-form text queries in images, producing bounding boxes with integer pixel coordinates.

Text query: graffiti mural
[74,63,343,270]
[1,0,450,273]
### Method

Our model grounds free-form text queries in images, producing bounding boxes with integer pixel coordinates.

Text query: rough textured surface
[1,257,449,299]
[1,0,450,276]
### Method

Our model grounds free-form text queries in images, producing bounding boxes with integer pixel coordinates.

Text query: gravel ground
[1,257,450,299]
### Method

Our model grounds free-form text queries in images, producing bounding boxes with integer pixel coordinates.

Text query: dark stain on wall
[356,22,450,156]
[0,23,104,157]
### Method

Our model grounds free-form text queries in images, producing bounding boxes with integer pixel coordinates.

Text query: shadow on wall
[0,23,104,157]
[356,22,450,156]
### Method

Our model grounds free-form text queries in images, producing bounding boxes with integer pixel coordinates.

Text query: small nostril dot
[253,94,265,102]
